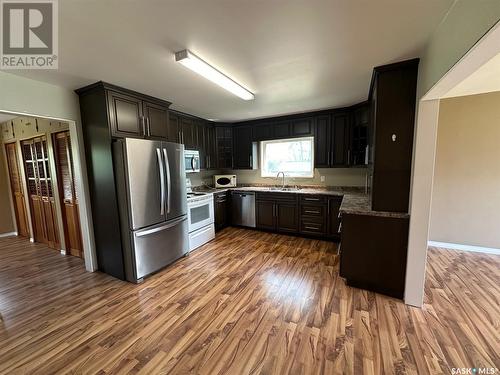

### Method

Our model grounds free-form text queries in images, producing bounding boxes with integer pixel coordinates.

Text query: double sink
[267,186,301,192]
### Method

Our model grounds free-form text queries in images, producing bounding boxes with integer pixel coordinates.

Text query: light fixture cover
[175,49,254,101]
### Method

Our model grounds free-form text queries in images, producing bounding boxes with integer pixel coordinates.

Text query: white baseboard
[428,241,500,255]
[0,231,17,238]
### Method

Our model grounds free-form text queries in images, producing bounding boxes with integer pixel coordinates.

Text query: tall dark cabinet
[370,59,419,213]
[339,59,419,300]
[76,82,172,279]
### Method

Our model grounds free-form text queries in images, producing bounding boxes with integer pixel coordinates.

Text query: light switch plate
[320,176,325,182]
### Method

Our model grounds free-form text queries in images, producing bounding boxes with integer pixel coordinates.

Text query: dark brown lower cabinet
[256,193,298,233]
[214,191,230,231]
[299,194,343,239]
[339,213,409,299]
[326,196,343,238]
[256,200,275,230]
[276,203,298,233]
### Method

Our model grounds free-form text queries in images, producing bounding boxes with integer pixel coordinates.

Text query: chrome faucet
[276,171,285,189]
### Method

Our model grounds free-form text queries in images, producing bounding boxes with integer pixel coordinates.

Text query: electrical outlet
[320,175,325,182]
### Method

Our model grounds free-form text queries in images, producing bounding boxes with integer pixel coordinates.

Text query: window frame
[260,136,315,178]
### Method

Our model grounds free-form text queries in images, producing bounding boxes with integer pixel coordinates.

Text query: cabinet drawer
[300,195,327,204]
[300,204,325,217]
[300,219,326,235]
[256,192,297,203]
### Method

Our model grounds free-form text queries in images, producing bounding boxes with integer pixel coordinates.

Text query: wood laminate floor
[0,228,498,374]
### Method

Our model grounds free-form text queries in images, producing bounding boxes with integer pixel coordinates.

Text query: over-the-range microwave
[184,149,200,173]
[214,175,237,188]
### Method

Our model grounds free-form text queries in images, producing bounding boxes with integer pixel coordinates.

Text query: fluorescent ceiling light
[175,49,254,101]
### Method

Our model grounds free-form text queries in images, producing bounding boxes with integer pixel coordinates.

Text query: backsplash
[188,170,220,187]
[228,167,368,187]
[189,167,368,188]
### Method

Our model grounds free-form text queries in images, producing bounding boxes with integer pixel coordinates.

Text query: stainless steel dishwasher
[231,191,256,227]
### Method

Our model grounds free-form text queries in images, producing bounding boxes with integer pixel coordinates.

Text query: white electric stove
[186,179,215,251]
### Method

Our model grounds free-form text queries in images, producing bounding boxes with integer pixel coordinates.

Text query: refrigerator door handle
[156,148,165,216]
[163,148,171,214]
[135,216,187,237]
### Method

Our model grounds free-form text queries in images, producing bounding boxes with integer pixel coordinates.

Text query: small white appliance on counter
[186,179,215,251]
[184,149,200,173]
[214,174,237,188]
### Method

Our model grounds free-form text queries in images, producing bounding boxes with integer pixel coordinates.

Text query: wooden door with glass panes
[53,131,83,258]
[21,136,60,249]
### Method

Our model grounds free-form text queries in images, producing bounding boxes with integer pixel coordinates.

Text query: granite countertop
[194,184,409,219]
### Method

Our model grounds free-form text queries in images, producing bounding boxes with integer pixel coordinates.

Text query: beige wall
[430,92,500,248]
[0,147,15,234]
[406,4,500,306]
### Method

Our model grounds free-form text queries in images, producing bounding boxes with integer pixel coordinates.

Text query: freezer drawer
[131,215,188,281]
[189,224,215,252]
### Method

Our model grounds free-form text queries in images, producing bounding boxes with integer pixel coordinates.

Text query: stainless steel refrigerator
[113,138,188,282]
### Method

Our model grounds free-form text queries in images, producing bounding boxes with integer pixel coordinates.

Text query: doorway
[53,131,84,258]
[20,135,60,250]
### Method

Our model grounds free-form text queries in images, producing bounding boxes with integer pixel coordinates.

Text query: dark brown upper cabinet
[273,121,290,138]
[350,103,370,166]
[107,91,145,138]
[232,125,253,169]
[314,115,331,168]
[180,116,196,149]
[331,111,351,167]
[89,83,172,141]
[168,112,180,142]
[215,126,233,169]
[369,59,419,213]
[253,122,274,141]
[143,101,169,140]
[205,125,217,170]
[291,118,313,136]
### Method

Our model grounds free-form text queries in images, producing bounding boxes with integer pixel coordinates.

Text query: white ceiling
[443,52,500,98]
[11,0,454,121]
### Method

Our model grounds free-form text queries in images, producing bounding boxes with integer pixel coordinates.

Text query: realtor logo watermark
[1,0,58,69]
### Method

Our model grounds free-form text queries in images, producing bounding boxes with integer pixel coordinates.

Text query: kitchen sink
[268,187,301,192]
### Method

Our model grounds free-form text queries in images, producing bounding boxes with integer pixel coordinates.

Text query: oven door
[188,198,214,232]
[184,154,200,173]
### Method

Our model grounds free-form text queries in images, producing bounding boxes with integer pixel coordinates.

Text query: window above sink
[260,136,314,178]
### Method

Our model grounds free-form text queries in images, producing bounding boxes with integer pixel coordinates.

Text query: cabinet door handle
[141,116,146,136]
[249,154,252,168]
[304,197,320,201]
[305,225,320,230]
[146,117,151,137]
[338,222,342,233]
[347,149,351,166]
[305,210,320,214]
